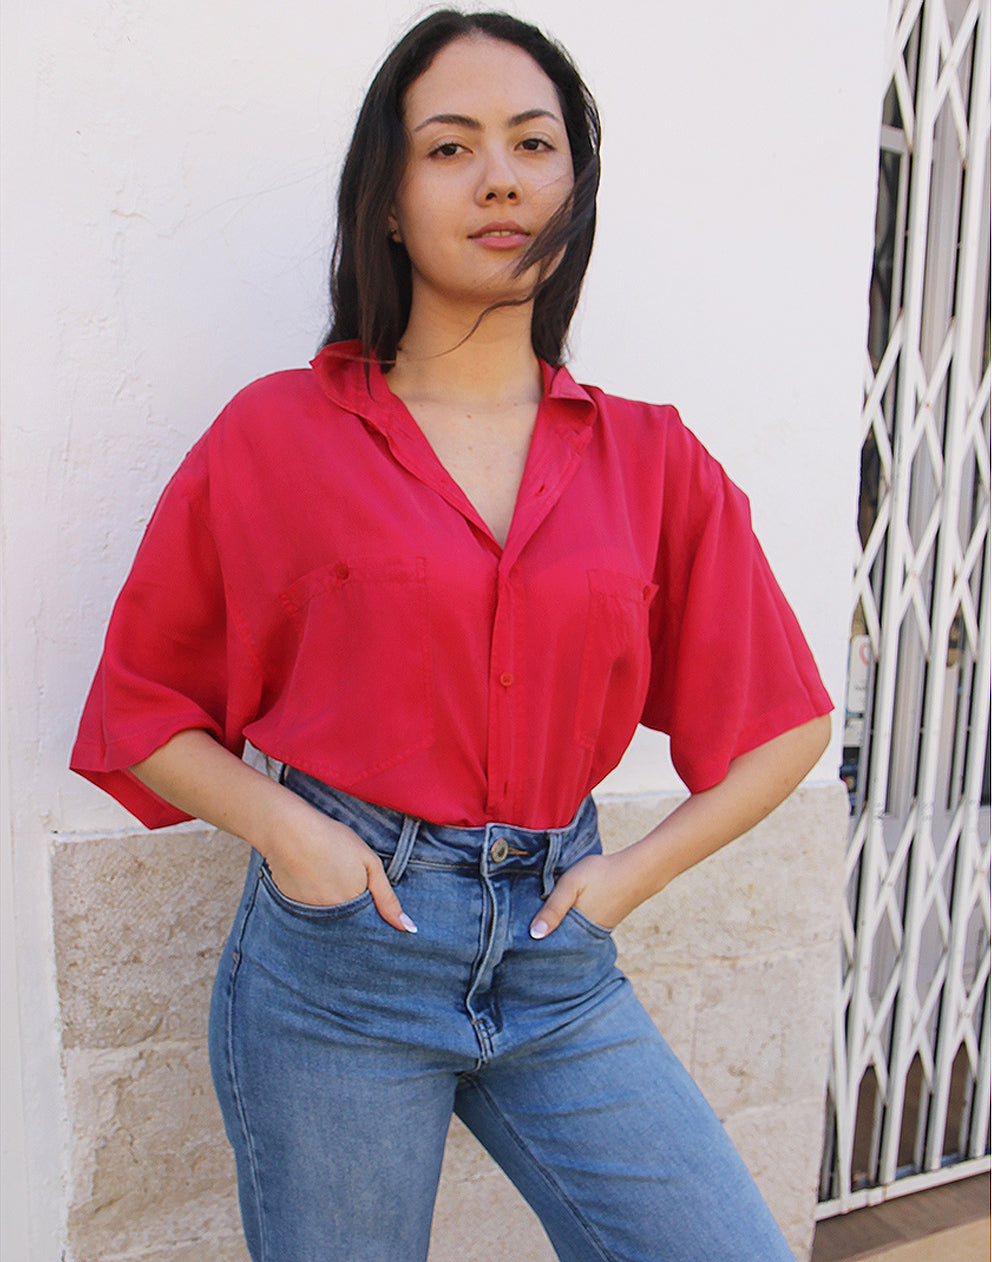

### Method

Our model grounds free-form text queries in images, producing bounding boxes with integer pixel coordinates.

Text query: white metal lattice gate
[818,0,991,1217]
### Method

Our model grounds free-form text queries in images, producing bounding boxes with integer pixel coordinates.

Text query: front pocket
[277,556,434,785]
[564,905,613,939]
[259,863,375,920]
[574,570,658,752]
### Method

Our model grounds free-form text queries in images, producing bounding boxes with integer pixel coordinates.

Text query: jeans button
[490,837,509,864]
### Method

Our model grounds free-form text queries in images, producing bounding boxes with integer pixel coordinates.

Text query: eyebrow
[412,108,560,132]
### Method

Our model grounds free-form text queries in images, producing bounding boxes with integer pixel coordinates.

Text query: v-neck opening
[382,387,546,553]
[309,344,600,558]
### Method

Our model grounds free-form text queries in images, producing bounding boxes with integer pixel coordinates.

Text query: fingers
[529,877,578,940]
[365,859,418,934]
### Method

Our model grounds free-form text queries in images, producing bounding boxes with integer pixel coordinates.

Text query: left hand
[529,850,646,939]
[527,715,832,942]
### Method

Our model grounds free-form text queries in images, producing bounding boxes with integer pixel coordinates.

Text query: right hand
[129,731,417,934]
[263,807,417,934]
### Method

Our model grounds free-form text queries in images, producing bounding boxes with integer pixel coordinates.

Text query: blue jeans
[209,769,795,1261]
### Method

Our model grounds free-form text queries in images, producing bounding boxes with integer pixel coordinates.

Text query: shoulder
[568,374,698,451]
[210,367,330,436]
[582,382,681,427]
[198,365,361,466]
[573,377,755,546]
[160,366,345,512]
[577,379,726,486]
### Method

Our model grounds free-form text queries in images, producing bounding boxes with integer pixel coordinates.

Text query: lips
[469,220,530,245]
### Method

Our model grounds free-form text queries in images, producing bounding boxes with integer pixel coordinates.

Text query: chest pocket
[278,556,433,786]
[574,569,658,753]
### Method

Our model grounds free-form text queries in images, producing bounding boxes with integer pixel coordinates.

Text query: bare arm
[530,713,831,938]
[131,730,416,932]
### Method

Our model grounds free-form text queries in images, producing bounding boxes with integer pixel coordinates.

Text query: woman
[71,10,832,1261]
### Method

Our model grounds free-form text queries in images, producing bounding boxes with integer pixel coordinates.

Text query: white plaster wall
[1,1,887,1256]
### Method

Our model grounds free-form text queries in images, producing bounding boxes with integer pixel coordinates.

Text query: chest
[403,402,538,549]
[223,393,667,594]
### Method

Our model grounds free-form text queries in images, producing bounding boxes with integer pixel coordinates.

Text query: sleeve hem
[70,714,231,830]
[671,688,834,796]
[69,766,196,830]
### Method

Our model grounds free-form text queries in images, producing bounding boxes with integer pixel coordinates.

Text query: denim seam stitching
[464,1078,616,1262]
[225,875,270,1262]
[258,865,374,919]
[411,858,482,870]
[466,876,500,1061]
[564,905,612,939]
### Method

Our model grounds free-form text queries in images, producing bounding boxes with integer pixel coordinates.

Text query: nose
[477,148,519,203]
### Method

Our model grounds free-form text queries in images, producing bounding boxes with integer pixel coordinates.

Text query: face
[390,36,575,314]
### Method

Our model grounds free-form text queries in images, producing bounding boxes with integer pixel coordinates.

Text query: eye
[428,141,467,158]
[519,137,553,152]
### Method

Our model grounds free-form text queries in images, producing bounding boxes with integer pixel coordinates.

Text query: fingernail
[529,919,549,940]
[399,913,418,934]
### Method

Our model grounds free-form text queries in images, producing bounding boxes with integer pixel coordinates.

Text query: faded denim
[209,769,795,1261]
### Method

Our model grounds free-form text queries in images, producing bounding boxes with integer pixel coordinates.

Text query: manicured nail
[399,913,418,934]
[529,919,549,940]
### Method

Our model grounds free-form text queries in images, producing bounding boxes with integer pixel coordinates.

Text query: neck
[388,292,544,409]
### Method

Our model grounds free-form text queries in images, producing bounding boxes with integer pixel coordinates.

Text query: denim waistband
[280,766,600,897]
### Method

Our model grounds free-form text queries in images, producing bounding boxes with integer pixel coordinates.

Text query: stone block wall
[51,782,847,1261]
[53,831,251,1262]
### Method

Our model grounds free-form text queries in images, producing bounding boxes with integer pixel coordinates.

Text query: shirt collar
[310,340,597,433]
[540,358,598,417]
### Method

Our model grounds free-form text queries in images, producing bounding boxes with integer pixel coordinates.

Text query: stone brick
[600,783,849,967]
[66,1041,243,1259]
[691,950,835,1116]
[52,830,249,1048]
[74,1235,251,1262]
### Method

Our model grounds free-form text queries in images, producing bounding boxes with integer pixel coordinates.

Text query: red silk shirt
[71,342,832,830]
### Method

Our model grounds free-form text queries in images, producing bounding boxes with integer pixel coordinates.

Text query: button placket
[486,564,519,820]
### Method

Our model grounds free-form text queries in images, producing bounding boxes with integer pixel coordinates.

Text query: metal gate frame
[818,0,991,1216]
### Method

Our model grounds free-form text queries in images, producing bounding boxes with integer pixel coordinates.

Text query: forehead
[403,35,562,125]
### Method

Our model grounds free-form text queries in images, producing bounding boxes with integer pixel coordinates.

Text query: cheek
[535,163,575,210]
[395,178,452,242]
[556,161,576,197]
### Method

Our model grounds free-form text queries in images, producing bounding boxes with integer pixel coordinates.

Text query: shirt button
[491,838,509,863]
[499,672,514,687]
[335,562,350,581]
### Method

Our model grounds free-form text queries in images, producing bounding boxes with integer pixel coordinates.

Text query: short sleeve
[70,444,264,827]
[639,423,832,794]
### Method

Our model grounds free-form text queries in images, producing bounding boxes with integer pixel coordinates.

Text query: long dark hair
[324,9,601,368]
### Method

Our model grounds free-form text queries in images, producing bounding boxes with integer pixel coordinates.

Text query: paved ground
[811,1174,989,1262]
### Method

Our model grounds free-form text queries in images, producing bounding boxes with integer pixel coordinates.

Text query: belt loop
[541,830,563,898]
[386,814,420,884]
